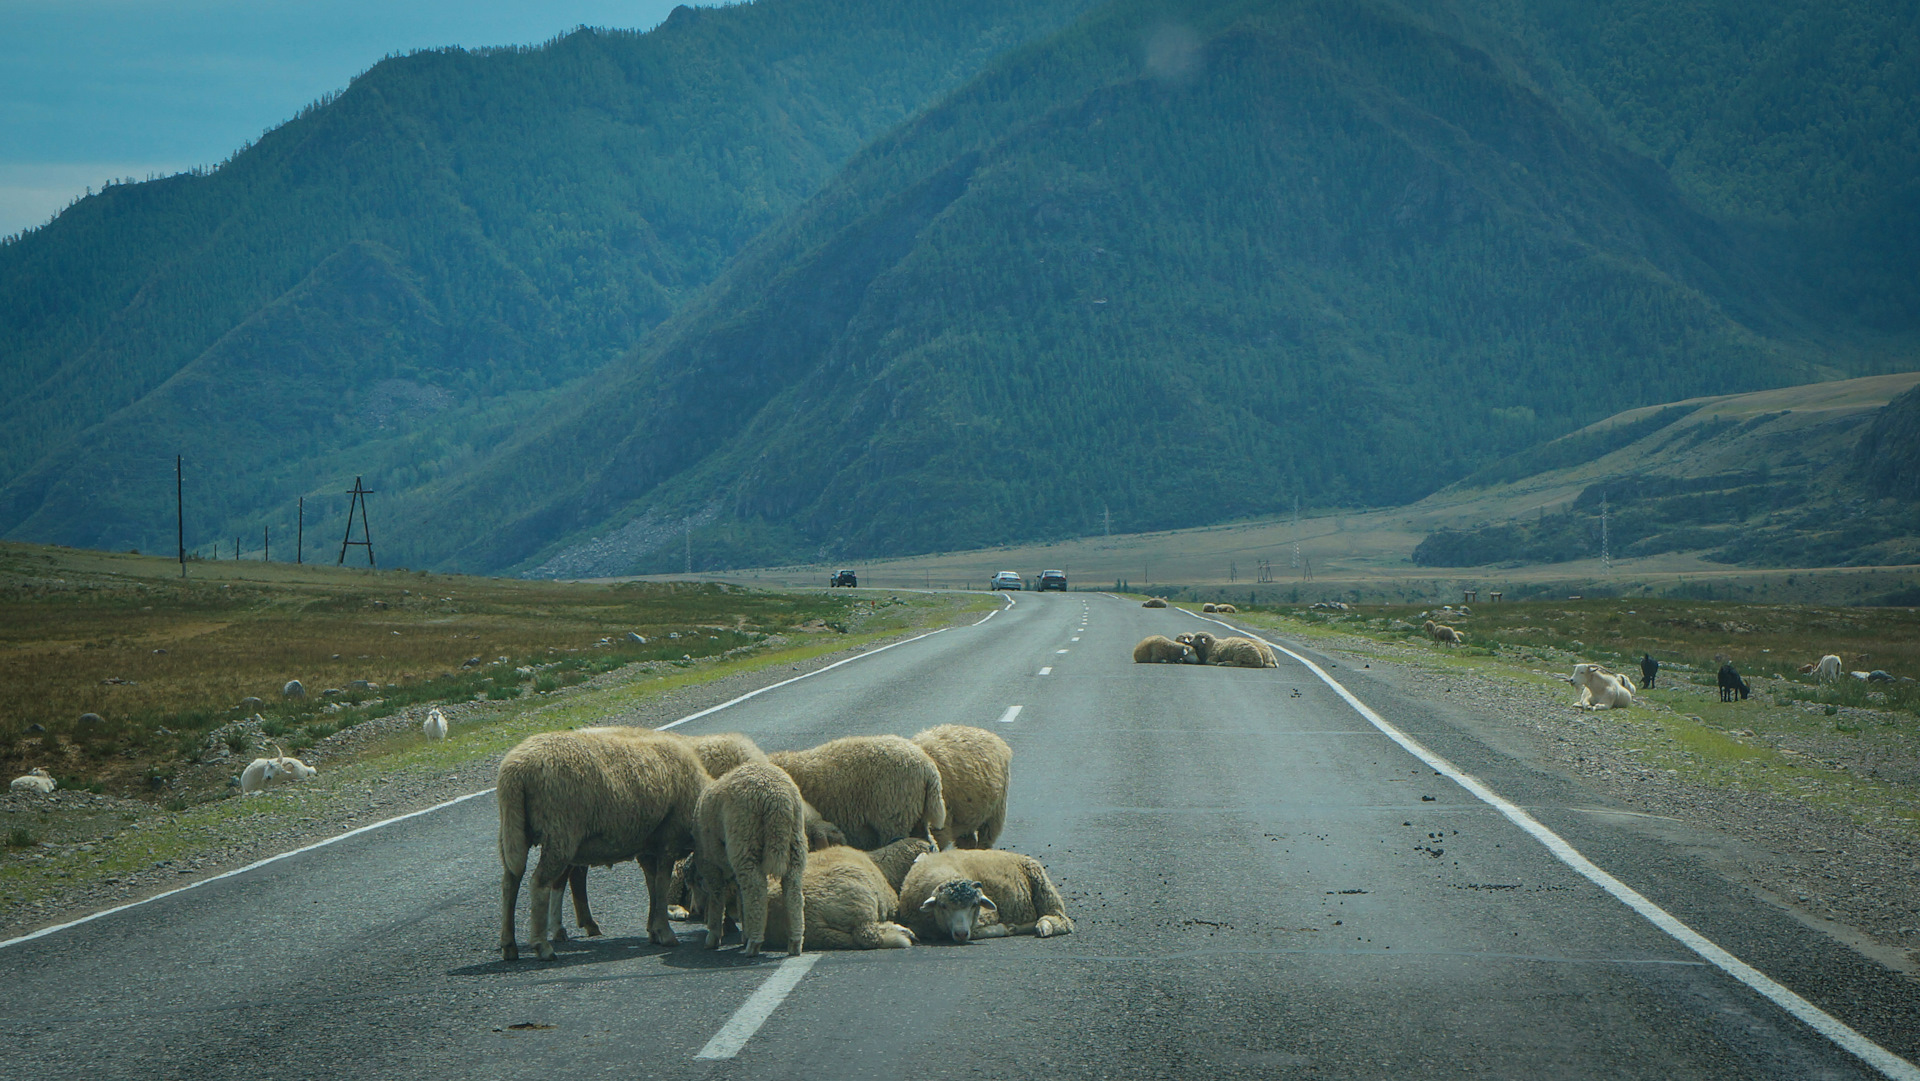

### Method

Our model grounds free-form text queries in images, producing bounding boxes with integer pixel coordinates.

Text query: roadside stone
[78,713,102,726]
[282,680,305,699]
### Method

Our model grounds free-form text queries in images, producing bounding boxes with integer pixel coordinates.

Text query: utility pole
[175,455,185,578]
[297,497,304,565]
[234,536,239,560]
[684,519,692,575]
[338,476,376,566]
[1291,495,1301,570]
[1103,504,1111,538]
[263,526,270,562]
[1600,492,1611,574]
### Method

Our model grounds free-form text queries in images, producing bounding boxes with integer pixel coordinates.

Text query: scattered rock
[321,688,342,697]
[26,724,45,734]
[349,680,373,691]
[626,632,647,644]
[462,657,482,668]
[78,713,102,726]
[238,697,264,711]
[282,680,306,699]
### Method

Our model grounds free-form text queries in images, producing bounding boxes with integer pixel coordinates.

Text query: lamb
[1718,663,1751,702]
[689,762,807,956]
[767,736,946,851]
[1142,598,1168,608]
[755,842,918,951]
[239,746,318,794]
[899,848,1074,943]
[912,725,1011,850]
[1132,635,1198,664]
[1815,655,1843,682]
[1567,663,1634,710]
[496,728,708,960]
[1424,620,1465,647]
[423,708,448,741]
[10,767,55,794]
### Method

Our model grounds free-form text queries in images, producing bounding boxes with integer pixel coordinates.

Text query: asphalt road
[4,591,1918,1079]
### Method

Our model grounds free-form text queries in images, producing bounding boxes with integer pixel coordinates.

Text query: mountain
[405,0,1917,575]
[1409,372,1920,569]
[0,0,1097,556]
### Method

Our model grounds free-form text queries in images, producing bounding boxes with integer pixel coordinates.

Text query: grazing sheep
[423,708,448,741]
[1567,663,1635,710]
[689,762,807,956]
[1816,655,1843,682]
[1424,620,1466,647]
[912,725,1011,850]
[239,746,318,794]
[1142,598,1168,608]
[899,848,1074,943]
[768,736,946,851]
[9,767,55,794]
[1132,635,1198,664]
[756,843,916,951]
[1640,654,1658,689]
[1718,663,1751,702]
[496,728,708,960]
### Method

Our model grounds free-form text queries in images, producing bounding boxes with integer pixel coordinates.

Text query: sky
[0,0,691,237]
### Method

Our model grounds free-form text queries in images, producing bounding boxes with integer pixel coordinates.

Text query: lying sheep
[1215,603,1238,614]
[1142,598,1168,608]
[768,736,945,851]
[1424,620,1465,647]
[1816,655,1842,682]
[496,728,707,960]
[899,848,1074,943]
[756,842,922,951]
[10,767,55,794]
[1568,663,1634,710]
[1132,635,1198,664]
[690,762,807,956]
[912,725,1011,850]
[239,746,318,794]
[1202,603,1219,613]
[423,708,448,741]
[1178,631,1275,668]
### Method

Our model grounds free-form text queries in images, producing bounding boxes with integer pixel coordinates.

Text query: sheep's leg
[973,805,1006,850]
[781,868,805,956]
[736,865,769,957]
[638,855,681,947]
[547,884,568,943]
[528,847,571,961]
[499,868,524,961]
[568,865,601,937]
[703,873,737,951]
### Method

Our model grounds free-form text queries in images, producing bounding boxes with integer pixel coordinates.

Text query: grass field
[0,542,885,798]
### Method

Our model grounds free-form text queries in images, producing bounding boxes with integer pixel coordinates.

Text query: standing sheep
[1640,654,1658,689]
[899,848,1074,943]
[1132,635,1198,664]
[690,762,807,956]
[496,728,707,960]
[1815,655,1843,682]
[1424,620,1465,647]
[912,725,1012,850]
[1718,663,1751,702]
[423,708,448,741]
[756,842,922,951]
[768,736,946,850]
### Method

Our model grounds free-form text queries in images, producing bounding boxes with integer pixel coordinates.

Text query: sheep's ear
[976,888,997,913]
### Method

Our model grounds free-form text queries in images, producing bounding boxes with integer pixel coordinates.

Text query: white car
[990,571,1024,591]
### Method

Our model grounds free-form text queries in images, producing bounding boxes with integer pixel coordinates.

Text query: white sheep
[1816,655,1842,682]
[899,848,1074,943]
[755,842,921,951]
[689,762,807,956]
[496,728,708,960]
[239,746,318,794]
[1567,663,1634,710]
[768,736,946,851]
[912,725,1011,850]
[1132,635,1198,664]
[423,708,448,741]
[10,767,55,794]
[1142,598,1168,608]
[1424,620,1466,647]
[1178,631,1276,668]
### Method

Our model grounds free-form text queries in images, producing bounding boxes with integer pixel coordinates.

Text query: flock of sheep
[495,723,1072,960]
[1132,630,1279,668]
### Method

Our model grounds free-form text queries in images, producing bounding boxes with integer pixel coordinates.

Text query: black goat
[1640,653,1658,689]
[1718,663,1751,702]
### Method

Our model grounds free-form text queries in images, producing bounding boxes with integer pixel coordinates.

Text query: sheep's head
[277,757,317,780]
[921,878,997,943]
[27,767,51,779]
[1177,644,1199,664]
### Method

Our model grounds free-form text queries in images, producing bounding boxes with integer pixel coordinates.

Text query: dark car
[1037,569,1068,591]
[830,569,858,588]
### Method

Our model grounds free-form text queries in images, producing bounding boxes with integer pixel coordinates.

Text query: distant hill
[0,0,1095,555]
[408,0,1915,576]
[1411,372,1920,568]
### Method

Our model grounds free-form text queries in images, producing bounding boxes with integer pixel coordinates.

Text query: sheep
[1567,663,1634,710]
[10,767,55,794]
[1206,636,1278,668]
[239,746,318,794]
[688,762,807,956]
[1640,654,1658,689]
[495,728,708,960]
[1142,598,1168,608]
[423,708,448,741]
[1424,620,1465,647]
[912,725,1011,850]
[1202,603,1219,612]
[1175,631,1213,660]
[1815,655,1842,682]
[899,848,1074,943]
[754,843,917,951]
[767,736,946,851]
[1718,663,1751,702]
[1215,603,1238,614]
[1132,635,1198,664]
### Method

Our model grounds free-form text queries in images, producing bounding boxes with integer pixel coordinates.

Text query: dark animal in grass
[1640,654,1658,689]
[1718,663,1751,702]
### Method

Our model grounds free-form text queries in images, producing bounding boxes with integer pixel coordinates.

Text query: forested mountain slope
[0,0,1095,554]
[411,0,1909,575]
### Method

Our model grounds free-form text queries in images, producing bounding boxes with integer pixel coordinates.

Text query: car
[1037,569,1067,591]
[830,569,858,588]
[990,571,1024,591]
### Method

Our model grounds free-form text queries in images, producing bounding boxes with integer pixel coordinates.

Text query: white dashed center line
[997,705,1023,724]
[695,954,820,1060]
[1056,649,1069,654]
[1071,637,1080,642]
[1037,667,1052,676]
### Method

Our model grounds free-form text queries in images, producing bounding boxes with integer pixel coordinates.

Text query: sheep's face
[1176,645,1198,664]
[28,767,51,779]
[922,879,996,942]
[279,758,317,780]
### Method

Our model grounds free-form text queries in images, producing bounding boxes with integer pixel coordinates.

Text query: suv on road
[830,569,858,588]
[1037,569,1067,591]
[990,571,1024,591]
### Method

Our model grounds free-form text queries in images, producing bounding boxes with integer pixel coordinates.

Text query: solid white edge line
[694,953,820,1060]
[3,618,970,951]
[1183,610,1920,1081]
[997,705,1023,724]
[972,592,1015,625]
